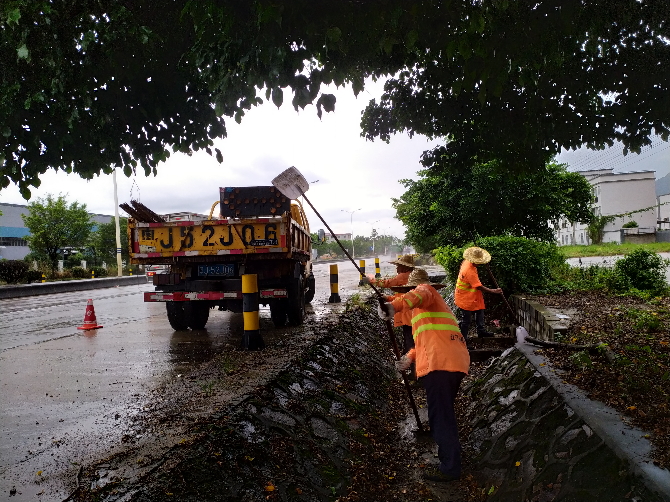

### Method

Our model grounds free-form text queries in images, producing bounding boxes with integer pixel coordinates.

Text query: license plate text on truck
[132,218,286,257]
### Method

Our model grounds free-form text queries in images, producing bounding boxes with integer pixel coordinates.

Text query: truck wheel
[304,273,316,304]
[270,300,287,327]
[166,302,188,330]
[186,302,210,330]
[287,279,305,326]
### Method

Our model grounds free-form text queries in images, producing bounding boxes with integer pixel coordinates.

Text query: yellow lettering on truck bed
[131,217,288,257]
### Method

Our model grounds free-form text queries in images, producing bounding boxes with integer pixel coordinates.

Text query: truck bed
[128,214,310,263]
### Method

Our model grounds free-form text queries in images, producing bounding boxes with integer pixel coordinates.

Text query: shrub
[90,266,108,278]
[621,220,639,228]
[71,266,89,278]
[0,260,30,284]
[434,236,564,294]
[23,270,44,283]
[552,263,613,291]
[613,249,669,293]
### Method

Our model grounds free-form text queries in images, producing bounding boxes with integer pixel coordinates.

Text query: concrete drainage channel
[464,345,670,501]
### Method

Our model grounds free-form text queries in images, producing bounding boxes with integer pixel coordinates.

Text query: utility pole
[113,169,123,276]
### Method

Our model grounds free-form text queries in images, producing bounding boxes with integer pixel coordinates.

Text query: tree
[361,1,670,177]
[91,217,129,266]
[22,194,93,273]
[394,160,593,252]
[2,2,668,196]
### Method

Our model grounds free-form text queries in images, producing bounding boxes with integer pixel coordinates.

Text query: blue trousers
[421,370,465,477]
[459,309,486,341]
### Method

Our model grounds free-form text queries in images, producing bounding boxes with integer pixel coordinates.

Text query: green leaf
[214,101,224,116]
[326,27,341,43]
[7,8,20,25]
[17,44,29,60]
[215,148,223,163]
[271,87,283,108]
[1,126,10,138]
[406,30,418,49]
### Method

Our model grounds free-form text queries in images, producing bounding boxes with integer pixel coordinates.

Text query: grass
[561,242,670,258]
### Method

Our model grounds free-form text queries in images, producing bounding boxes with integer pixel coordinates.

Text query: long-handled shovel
[272,166,424,432]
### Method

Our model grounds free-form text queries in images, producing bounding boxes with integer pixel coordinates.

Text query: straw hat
[389,254,416,269]
[389,268,446,292]
[463,246,491,265]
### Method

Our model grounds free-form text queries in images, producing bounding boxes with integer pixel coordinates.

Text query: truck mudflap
[144,289,288,302]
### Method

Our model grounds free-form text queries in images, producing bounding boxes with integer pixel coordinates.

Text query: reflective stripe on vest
[411,311,460,339]
[404,291,424,309]
[411,311,458,325]
[456,277,476,292]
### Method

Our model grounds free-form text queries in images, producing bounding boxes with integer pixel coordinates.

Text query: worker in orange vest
[380,268,470,483]
[454,247,503,346]
[361,254,415,374]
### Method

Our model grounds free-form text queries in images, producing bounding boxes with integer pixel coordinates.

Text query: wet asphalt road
[0,256,432,501]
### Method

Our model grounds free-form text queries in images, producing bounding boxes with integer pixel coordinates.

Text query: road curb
[0,275,148,299]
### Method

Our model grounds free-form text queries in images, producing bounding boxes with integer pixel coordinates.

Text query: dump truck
[125,186,315,330]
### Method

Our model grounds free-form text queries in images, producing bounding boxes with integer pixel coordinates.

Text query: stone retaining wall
[510,295,569,342]
[464,346,669,501]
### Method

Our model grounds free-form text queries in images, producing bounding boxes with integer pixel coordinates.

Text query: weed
[625,308,663,333]
[199,380,215,397]
[219,354,239,375]
[569,350,593,370]
[345,293,369,312]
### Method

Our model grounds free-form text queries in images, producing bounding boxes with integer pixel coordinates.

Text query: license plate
[198,264,235,277]
[250,239,278,246]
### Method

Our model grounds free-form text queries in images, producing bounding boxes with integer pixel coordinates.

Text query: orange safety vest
[454,260,485,311]
[374,271,411,326]
[391,284,470,376]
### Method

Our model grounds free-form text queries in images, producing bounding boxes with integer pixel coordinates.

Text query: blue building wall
[0,202,113,261]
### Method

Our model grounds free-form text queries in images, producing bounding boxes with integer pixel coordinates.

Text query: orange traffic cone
[77,299,103,330]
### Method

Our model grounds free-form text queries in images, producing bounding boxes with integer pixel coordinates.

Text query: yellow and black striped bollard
[358,260,366,286]
[242,274,265,350]
[328,264,341,303]
[375,257,381,278]
[41,273,45,283]
[91,270,95,279]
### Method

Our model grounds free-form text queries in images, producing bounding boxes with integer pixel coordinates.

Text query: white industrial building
[554,169,657,245]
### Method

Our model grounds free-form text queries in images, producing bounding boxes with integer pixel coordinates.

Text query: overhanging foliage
[2,1,668,197]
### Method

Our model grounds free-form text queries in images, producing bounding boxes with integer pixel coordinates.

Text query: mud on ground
[67,297,491,502]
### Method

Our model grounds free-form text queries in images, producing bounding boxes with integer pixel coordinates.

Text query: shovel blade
[271,166,310,200]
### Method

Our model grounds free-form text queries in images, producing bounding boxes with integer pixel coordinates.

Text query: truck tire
[287,278,305,326]
[270,300,288,327]
[186,302,210,330]
[166,302,188,330]
[304,273,316,304]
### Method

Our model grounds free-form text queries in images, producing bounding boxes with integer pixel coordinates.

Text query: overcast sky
[1,78,668,239]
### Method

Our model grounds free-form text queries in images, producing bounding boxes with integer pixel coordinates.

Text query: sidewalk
[0,275,148,299]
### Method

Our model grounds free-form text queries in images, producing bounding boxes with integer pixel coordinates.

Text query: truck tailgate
[130,216,288,258]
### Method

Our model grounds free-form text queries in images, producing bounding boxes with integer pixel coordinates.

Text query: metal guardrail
[0,275,148,299]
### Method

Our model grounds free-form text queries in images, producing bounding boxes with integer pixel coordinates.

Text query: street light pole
[113,168,123,276]
[367,219,380,254]
[341,208,362,258]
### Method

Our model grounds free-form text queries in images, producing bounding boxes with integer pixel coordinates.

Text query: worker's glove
[377,302,395,320]
[395,354,412,372]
